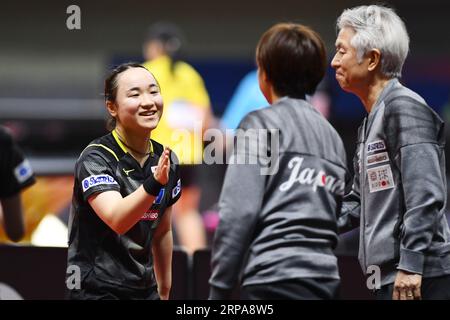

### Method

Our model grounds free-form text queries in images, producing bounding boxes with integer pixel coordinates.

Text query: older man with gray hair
[332,4,450,300]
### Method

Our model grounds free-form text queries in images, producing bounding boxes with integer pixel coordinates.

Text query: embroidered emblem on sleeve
[172,179,181,198]
[14,159,33,183]
[82,175,118,192]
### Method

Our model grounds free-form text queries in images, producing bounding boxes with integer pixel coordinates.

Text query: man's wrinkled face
[331,27,370,94]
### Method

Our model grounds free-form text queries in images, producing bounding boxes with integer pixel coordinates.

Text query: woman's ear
[106,100,117,118]
[258,68,271,104]
[368,49,382,72]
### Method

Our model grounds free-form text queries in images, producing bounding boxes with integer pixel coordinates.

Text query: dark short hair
[104,62,149,130]
[144,22,185,58]
[256,23,327,97]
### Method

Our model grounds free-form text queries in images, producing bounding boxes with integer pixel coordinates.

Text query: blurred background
[0,0,449,299]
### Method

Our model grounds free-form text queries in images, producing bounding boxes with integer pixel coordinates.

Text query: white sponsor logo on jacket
[82,174,117,192]
[279,157,344,195]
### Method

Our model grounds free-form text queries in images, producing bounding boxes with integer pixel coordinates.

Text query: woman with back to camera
[209,23,348,299]
[66,63,182,300]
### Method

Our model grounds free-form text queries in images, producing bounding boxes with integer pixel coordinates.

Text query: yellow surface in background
[0,176,74,243]
[143,55,211,164]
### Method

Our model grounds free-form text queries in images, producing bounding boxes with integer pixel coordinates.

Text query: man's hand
[154,147,170,185]
[392,270,422,300]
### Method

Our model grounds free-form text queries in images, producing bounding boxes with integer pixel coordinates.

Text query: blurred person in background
[333,5,450,300]
[222,70,332,132]
[0,126,35,242]
[209,23,347,300]
[67,63,181,300]
[221,69,268,131]
[142,22,212,254]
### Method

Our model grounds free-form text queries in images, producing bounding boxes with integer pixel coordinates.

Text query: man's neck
[358,76,391,113]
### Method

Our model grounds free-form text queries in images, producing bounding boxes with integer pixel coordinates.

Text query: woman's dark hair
[145,22,185,74]
[104,62,149,131]
[256,23,327,97]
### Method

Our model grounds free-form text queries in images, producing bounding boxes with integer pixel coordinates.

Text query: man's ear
[106,100,117,117]
[368,49,382,72]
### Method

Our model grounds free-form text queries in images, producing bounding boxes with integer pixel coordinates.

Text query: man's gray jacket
[339,79,450,285]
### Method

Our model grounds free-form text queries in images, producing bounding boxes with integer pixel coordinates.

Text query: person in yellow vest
[142,22,211,254]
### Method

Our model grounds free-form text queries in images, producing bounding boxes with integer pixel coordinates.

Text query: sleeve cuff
[208,286,233,300]
[397,248,425,274]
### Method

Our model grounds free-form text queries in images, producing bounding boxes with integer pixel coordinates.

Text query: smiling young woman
[66,63,182,300]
